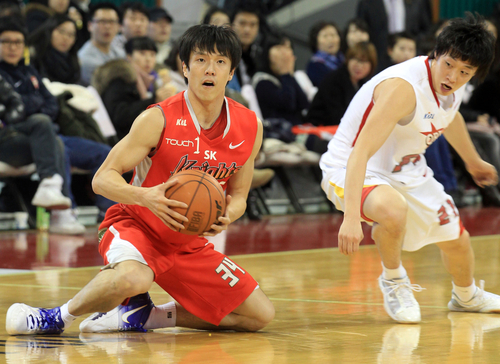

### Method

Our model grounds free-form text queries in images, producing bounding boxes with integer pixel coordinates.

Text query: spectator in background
[341,18,370,54]
[78,2,124,85]
[386,31,417,67]
[92,37,174,141]
[28,14,81,84]
[306,21,344,87]
[307,41,377,127]
[202,6,230,27]
[28,14,108,145]
[253,36,309,127]
[0,17,114,231]
[356,0,432,72]
[111,1,149,52]
[163,40,187,92]
[230,5,261,90]
[148,7,173,67]
[0,17,83,233]
[0,1,22,17]
[24,0,88,50]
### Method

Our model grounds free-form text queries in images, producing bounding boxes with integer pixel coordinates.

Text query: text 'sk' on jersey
[320,56,464,187]
[102,91,258,243]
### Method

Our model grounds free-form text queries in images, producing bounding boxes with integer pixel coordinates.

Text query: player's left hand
[467,160,498,187]
[202,195,232,237]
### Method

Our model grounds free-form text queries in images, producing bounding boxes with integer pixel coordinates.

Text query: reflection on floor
[0,206,498,270]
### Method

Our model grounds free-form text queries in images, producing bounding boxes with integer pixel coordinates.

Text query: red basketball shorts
[98,217,258,325]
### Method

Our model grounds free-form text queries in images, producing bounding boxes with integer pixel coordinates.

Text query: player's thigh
[363,184,408,226]
[232,287,275,323]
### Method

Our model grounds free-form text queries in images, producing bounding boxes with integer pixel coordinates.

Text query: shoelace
[27,308,62,331]
[381,278,426,307]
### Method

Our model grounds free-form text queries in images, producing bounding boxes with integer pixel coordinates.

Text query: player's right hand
[141,180,189,231]
[337,218,364,255]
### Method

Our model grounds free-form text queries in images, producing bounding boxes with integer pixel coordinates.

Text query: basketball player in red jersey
[6,25,275,335]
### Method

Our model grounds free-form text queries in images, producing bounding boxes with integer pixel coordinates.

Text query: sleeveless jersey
[102,90,258,243]
[320,56,464,187]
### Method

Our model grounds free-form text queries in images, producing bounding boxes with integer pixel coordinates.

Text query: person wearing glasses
[77,2,125,85]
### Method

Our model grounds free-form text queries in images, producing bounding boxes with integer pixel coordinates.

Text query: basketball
[165,169,226,235]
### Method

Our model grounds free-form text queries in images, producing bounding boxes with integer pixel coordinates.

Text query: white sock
[382,263,407,280]
[144,301,176,329]
[452,280,476,302]
[60,300,77,328]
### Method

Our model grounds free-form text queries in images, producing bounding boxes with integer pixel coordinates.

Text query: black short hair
[388,31,416,49]
[88,2,121,23]
[309,21,340,53]
[119,1,149,23]
[125,36,157,55]
[0,15,27,39]
[430,12,495,82]
[178,24,241,72]
[230,5,260,24]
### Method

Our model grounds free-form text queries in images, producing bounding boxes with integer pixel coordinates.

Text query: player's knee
[377,198,408,232]
[108,263,153,297]
[441,230,471,254]
[246,300,275,332]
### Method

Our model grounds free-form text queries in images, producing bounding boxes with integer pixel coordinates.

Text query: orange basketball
[165,169,226,235]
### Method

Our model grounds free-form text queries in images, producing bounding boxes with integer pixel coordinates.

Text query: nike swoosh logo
[121,305,147,324]
[229,140,245,149]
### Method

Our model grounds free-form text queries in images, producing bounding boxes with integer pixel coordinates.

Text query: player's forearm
[92,169,146,206]
[226,194,247,223]
[343,151,369,221]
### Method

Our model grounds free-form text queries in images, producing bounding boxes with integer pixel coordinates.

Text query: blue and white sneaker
[6,304,65,335]
[79,293,154,333]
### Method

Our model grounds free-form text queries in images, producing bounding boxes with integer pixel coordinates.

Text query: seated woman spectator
[254,36,309,126]
[306,41,377,127]
[92,36,175,141]
[202,6,230,27]
[24,0,88,50]
[28,14,81,84]
[306,21,344,87]
[340,18,370,54]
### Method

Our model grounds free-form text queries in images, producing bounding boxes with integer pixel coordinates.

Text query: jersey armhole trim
[148,105,167,158]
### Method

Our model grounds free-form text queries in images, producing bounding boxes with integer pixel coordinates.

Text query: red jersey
[101,91,258,243]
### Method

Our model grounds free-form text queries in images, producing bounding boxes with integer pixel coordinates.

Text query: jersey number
[215,257,245,287]
[392,154,421,173]
[438,199,458,225]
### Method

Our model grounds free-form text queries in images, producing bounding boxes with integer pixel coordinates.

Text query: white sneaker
[448,280,500,313]
[31,174,71,210]
[6,304,65,335]
[49,209,85,235]
[80,293,154,333]
[378,275,424,323]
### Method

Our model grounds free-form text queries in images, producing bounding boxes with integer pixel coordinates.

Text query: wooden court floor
[1,211,500,363]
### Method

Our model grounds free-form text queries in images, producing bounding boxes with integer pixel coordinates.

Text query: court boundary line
[0,234,497,278]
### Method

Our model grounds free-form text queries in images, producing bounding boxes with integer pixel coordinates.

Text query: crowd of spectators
[1,0,500,232]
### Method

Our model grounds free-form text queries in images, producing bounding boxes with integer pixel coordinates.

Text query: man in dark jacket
[0,16,114,232]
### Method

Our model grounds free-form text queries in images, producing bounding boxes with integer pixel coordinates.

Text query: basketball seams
[165,169,226,235]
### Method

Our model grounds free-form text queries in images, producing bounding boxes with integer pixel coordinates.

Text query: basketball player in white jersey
[321,13,500,323]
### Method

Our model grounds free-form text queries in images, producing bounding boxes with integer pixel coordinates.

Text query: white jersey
[320,56,464,187]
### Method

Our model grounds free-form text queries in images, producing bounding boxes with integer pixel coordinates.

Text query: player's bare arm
[339,78,416,255]
[93,107,189,230]
[203,118,263,236]
[444,111,498,187]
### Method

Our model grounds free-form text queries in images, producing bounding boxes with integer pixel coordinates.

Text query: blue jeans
[425,136,458,192]
[60,136,116,212]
